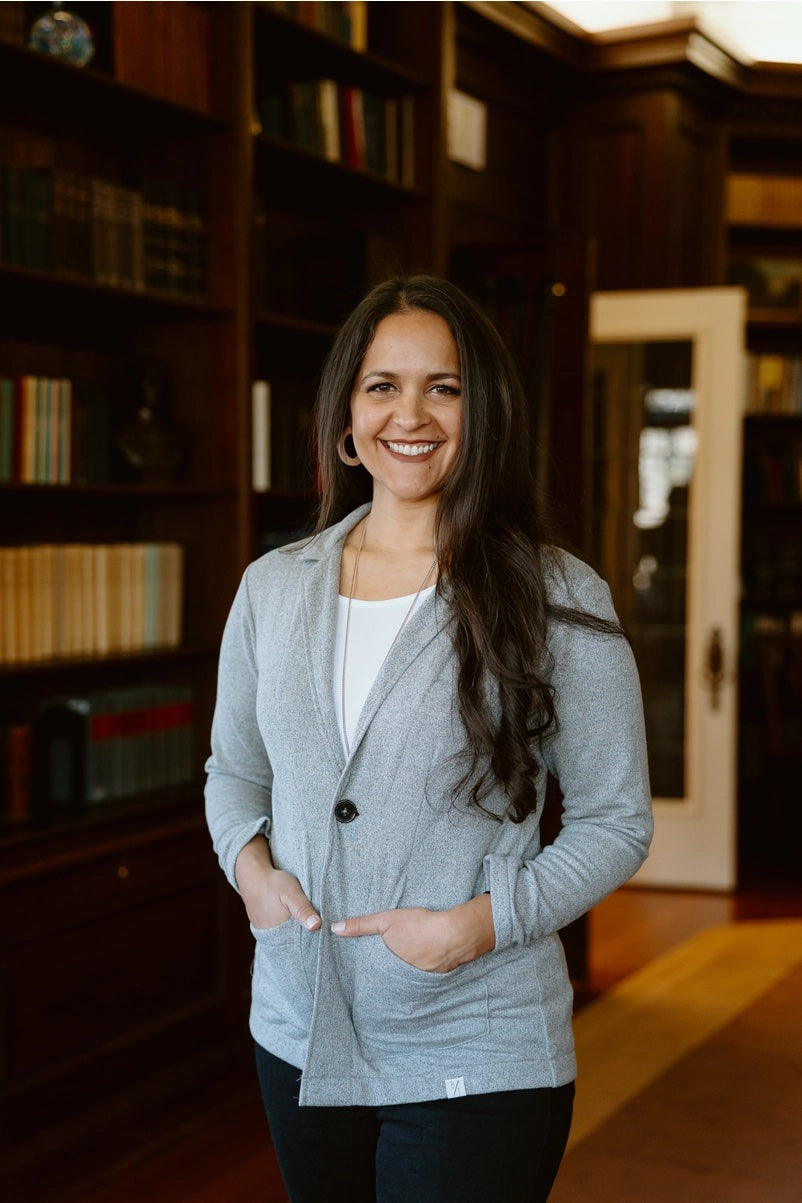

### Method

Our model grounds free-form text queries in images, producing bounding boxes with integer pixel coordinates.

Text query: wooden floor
[44,869,802,1203]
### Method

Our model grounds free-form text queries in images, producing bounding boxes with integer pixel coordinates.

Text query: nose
[392,388,428,430]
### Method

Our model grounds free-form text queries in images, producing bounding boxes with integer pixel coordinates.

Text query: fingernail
[305,915,320,930]
[331,920,345,934]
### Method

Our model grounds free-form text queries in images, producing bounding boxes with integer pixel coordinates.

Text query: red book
[3,723,32,822]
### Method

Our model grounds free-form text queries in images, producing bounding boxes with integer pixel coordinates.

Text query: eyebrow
[359,370,462,385]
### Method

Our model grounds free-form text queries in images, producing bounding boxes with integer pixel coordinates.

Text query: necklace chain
[340,520,437,756]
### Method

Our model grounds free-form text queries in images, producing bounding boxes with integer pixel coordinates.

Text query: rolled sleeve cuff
[225,816,272,892]
[483,853,521,952]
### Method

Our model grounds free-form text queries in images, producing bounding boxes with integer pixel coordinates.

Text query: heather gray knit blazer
[204,505,652,1107]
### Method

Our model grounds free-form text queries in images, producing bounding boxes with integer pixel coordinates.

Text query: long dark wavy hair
[313,274,616,823]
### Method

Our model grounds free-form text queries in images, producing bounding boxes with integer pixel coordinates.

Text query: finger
[282,888,321,931]
[330,911,391,938]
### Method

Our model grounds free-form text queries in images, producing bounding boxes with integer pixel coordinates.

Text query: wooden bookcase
[723,131,802,862]
[0,5,252,1195]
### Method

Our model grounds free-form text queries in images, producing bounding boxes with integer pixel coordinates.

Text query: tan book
[77,543,96,656]
[105,543,123,654]
[129,543,147,651]
[31,544,56,661]
[727,174,802,228]
[92,543,110,656]
[60,543,82,657]
[0,549,14,663]
[51,544,67,658]
[20,376,37,484]
[14,546,34,662]
[117,543,135,652]
[160,543,185,647]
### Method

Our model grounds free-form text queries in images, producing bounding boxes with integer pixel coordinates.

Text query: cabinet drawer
[1,826,224,1085]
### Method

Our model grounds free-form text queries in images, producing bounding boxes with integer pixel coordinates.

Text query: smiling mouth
[383,441,442,457]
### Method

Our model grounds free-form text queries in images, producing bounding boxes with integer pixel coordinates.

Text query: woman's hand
[234,836,321,932]
[331,894,495,973]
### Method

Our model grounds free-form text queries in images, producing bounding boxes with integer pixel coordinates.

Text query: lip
[381,439,444,461]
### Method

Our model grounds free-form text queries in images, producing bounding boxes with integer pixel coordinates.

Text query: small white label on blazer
[445,1077,467,1098]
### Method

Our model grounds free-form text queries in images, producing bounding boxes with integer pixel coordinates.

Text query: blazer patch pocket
[250,921,316,1029]
[351,940,490,1057]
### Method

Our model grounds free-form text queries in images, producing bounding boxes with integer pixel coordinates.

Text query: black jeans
[255,1044,574,1203]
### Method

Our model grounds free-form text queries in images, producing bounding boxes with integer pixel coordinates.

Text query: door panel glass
[590,340,695,799]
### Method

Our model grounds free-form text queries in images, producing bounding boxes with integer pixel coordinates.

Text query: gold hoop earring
[337,429,361,467]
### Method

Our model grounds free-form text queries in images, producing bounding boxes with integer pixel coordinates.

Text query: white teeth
[385,441,439,456]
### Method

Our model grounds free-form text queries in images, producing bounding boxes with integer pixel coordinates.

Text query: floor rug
[550,920,802,1202]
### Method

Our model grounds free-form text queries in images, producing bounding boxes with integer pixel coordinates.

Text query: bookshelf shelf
[0,37,229,128]
[255,6,430,92]
[0,480,236,499]
[254,133,425,196]
[746,307,802,327]
[255,309,339,337]
[0,264,234,315]
[0,640,222,677]
[0,796,206,873]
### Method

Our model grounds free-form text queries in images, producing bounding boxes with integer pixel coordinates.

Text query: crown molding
[461,3,802,99]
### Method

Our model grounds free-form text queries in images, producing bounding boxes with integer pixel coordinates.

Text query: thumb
[281,882,321,931]
[331,911,390,938]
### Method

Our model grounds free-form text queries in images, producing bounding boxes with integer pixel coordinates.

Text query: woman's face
[349,309,462,507]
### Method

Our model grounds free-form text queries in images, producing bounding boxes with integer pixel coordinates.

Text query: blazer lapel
[298,506,369,769]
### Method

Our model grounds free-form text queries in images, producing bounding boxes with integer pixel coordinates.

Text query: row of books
[745,354,802,415]
[0,542,184,665]
[1,165,208,297]
[726,174,802,229]
[30,684,196,818]
[264,1,368,51]
[1,375,72,484]
[258,81,415,185]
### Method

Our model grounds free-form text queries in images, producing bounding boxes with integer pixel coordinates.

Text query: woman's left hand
[330,894,495,973]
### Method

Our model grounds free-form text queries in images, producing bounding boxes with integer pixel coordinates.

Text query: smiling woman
[204,274,653,1203]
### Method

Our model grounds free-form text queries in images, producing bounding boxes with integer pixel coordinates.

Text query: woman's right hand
[234,835,321,932]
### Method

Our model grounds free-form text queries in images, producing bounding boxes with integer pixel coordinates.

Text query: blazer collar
[298,505,451,767]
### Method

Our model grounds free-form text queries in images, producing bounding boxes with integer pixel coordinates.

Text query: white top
[333,587,435,753]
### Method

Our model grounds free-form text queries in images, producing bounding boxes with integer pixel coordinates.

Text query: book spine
[58,377,72,484]
[3,723,33,823]
[0,378,14,481]
[252,380,272,492]
[0,548,14,663]
[20,375,37,483]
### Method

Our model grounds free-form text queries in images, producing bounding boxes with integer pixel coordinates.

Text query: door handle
[704,627,725,711]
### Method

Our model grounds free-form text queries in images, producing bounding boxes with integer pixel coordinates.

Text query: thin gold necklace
[341,520,438,756]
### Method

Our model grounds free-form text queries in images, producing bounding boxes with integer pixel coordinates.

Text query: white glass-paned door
[590,289,746,890]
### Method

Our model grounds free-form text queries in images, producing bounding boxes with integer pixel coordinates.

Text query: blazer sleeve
[484,569,654,948]
[204,566,274,890]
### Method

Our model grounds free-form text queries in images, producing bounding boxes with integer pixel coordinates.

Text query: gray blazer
[204,505,652,1106]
